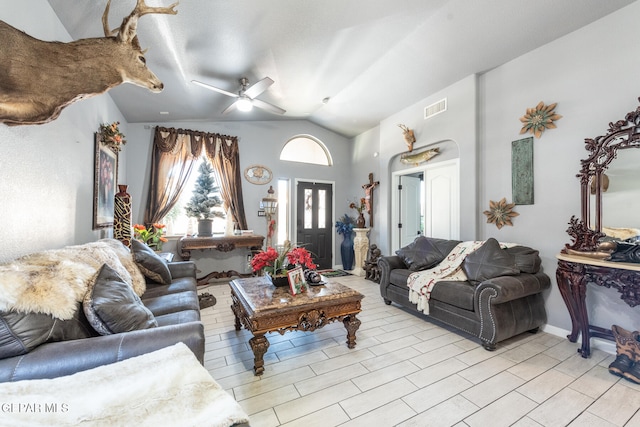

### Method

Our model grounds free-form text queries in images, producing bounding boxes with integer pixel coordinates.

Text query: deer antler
[102,0,116,36]
[102,0,179,41]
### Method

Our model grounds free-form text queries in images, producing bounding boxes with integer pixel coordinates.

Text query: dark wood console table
[178,234,264,285]
[556,252,640,358]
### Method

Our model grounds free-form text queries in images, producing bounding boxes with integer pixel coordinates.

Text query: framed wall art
[512,137,534,205]
[93,133,118,229]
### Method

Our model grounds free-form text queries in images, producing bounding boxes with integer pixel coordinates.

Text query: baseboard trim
[541,324,616,355]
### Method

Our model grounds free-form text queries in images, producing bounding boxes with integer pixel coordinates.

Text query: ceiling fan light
[237,97,253,112]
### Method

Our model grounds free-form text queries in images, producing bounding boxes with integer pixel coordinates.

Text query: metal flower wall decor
[483,198,519,229]
[519,101,562,138]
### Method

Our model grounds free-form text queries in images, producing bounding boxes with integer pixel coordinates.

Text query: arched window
[279,135,333,166]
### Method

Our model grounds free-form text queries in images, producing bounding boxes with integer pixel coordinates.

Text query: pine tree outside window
[163,157,226,235]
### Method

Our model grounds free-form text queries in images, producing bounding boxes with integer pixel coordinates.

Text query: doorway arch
[390,140,460,252]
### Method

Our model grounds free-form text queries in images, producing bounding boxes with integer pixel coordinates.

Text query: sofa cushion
[506,246,541,274]
[0,302,94,359]
[83,264,157,335]
[396,237,460,271]
[142,277,197,299]
[462,238,519,284]
[142,291,200,317]
[430,280,476,311]
[131,239,172,286]
[154,310,201,327]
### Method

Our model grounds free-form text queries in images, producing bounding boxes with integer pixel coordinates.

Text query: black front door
[296,181,333,269]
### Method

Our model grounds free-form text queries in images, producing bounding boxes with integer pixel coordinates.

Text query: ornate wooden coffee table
[229,276,364,375]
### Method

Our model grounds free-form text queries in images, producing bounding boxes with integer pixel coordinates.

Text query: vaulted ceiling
[47,0,635,138]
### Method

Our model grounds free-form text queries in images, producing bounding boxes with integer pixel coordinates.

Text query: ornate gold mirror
[565,97,640,251]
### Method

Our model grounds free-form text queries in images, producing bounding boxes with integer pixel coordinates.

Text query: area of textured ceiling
[46,0,635,137]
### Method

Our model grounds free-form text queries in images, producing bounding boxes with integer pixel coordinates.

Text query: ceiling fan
[192,77,286,115]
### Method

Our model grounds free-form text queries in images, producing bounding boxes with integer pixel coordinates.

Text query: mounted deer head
[0,0,178,126]
[398,124,416,152]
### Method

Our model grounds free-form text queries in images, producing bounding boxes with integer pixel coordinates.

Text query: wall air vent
[424,98,447,119]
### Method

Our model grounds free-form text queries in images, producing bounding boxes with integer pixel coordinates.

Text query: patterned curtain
[203,134,248,230]
[143,126,247,230]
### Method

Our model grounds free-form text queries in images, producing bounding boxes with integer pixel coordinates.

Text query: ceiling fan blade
[244,77,274,99]
[252,98,286,115]
[221,101,239,115]
[192,80,239,98]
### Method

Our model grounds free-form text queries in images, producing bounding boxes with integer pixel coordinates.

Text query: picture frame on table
[93,133,118,229]
[288,267,306,295]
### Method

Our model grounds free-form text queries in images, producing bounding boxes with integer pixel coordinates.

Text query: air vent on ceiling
[424,98,447,119]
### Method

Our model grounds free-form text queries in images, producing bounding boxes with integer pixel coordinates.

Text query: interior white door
[399,175,423,247]
[425,161,459,239]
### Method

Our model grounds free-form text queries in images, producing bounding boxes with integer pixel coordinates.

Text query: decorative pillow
[506,246,541,274]
[131,239,172,286]
[83,264,157,335]
[462,238,520,284]
[396,236,450,271]
[99,239,147,296]
[0,302,94,359]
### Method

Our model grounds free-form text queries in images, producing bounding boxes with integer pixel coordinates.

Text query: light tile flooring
[198,275,640,427]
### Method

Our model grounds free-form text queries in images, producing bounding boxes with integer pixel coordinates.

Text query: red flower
[250,243,317,274]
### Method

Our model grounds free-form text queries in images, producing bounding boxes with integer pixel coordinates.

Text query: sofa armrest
[378,256,407,288]
[0,322,204,383]
[168,261,197,279]
[475,272,550,305]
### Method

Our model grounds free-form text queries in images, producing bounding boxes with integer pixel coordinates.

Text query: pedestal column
[353,228,369,276]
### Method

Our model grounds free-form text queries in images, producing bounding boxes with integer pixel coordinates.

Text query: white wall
[479,1,640,333]
[0,1,127,263]
[351,75,478,253]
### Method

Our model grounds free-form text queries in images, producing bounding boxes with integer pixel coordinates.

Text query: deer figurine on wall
[398,124,416,152]
[0,0,178,126]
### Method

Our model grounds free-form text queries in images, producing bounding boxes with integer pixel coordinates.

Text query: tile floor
[198,275,640,427]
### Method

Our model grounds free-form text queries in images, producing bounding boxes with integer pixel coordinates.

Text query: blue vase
[340,233,355,270]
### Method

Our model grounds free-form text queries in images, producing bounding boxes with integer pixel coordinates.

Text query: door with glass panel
[296,181,333,269]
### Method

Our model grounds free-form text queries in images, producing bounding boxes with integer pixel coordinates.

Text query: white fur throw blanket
[0,239,145,319]
[0,343,250,427]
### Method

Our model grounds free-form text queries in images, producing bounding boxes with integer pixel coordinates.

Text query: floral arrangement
[99,121,127,151]
[133,223,168,251]
[349,197,366,214]
[251,240,316,276]
[335,214,355,237]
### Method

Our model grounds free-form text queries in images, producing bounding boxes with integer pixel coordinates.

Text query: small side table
[353,228,370,276]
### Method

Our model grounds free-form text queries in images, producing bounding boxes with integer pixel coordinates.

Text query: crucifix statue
[362,173,380,227]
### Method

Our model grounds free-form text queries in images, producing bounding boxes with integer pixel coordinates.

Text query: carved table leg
[557,260,591,357]
[230,295,242,331]
[343,314,361,349]
[556,261,581,342]
[233,308,241,331]
[249,334,270,376]
[572,274,591,358]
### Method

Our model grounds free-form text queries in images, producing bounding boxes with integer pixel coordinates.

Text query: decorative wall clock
[244,165,273,185]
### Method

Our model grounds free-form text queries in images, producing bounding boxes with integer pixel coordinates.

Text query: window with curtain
[143,126,247,235]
